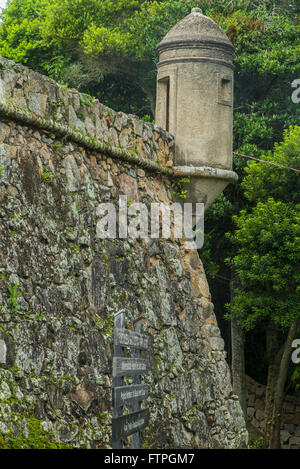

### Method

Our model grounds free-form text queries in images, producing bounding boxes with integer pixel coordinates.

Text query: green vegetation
[226,126,300,448]
[0,0,299,119]
[249,436,264,449]
[0,0,202,115]
[69,243,81,253]
[7,283,21,313]
[42,166,55,181]
[172,177,190,200]
[0,415,73,449]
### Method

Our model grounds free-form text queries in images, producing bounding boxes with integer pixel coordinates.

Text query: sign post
[112,312,150,449]
[112,309,126,449]
[132,317,142,449]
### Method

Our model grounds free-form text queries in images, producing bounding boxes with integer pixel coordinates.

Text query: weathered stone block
[28,92,48,116]
[289,436,300,449]
[120,173,139,202]
[281,429,291,444]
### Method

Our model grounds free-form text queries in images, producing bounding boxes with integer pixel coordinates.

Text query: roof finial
[191,7,202,15]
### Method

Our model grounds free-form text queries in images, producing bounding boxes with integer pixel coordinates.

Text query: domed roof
[157,8,233,52]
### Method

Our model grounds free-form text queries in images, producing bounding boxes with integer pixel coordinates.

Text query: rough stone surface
[0,56,174,169]
[246,375,300,449]
[0,57,247,449]
[157,8,234,49]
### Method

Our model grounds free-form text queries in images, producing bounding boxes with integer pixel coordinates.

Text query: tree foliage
[0,0,200,113]
[227,126,300,327]
[226,125,300,448]
[1,0,299,118]
[242,126,300,204]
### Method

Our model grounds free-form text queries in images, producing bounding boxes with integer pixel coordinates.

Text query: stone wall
[0,56,247,449]
[246,376,300,449]
[0,56,174,172]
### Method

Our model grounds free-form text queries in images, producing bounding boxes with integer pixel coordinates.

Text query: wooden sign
[112,408,149,441]
[113,357,148,377]
[113,384,149,407]
[113,310,126,450]
[114,327,150,350]
[112,311,150,449]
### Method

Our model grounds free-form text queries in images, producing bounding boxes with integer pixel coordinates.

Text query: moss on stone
[0,415,73,449]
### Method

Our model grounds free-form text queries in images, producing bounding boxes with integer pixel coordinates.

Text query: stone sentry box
[112,310,150,449]
[156,8,238,209]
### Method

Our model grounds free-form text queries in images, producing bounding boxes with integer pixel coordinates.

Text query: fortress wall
[0,56,247,449]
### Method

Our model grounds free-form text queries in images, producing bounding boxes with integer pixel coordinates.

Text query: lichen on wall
[0,56,247,449]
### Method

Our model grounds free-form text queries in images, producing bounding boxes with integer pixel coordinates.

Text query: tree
[227,126,300,449]
[2,1,298,118]
[0,0,200,115]
[0,0,52,73]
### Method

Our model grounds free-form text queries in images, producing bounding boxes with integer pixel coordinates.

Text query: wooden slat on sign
[112,409,149,441]
[132,319,142,449]
[112,310,126,450]
[113,357,148,377]
[113,384,149,408]
[114,327,150,350]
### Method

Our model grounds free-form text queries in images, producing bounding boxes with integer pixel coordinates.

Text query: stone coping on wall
[173,165,238,182]
[0,55,174,175]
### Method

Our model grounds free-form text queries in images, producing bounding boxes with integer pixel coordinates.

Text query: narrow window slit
[166,78,170,132]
